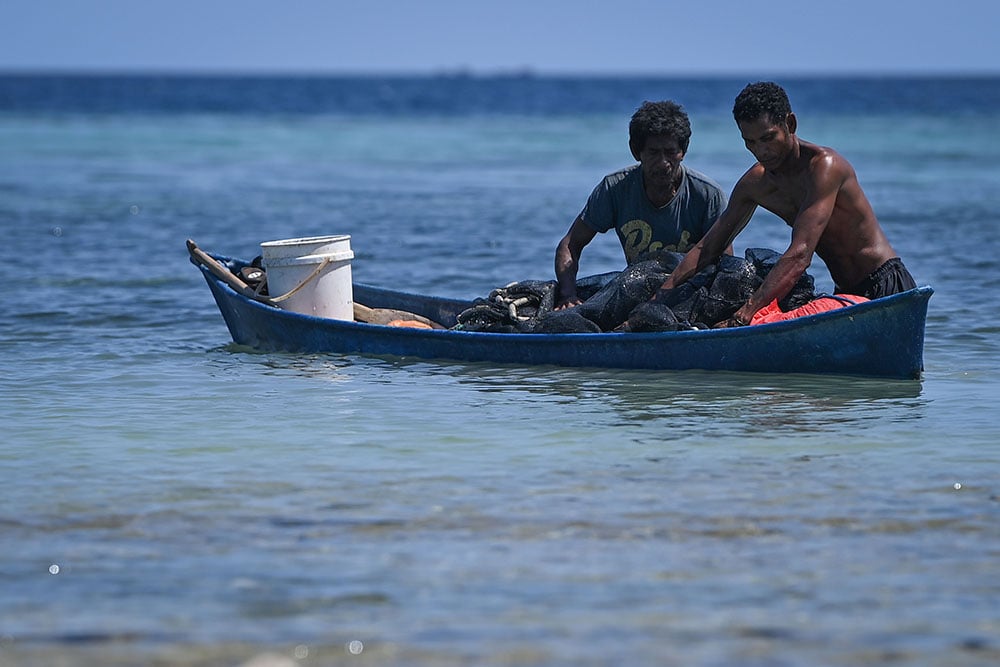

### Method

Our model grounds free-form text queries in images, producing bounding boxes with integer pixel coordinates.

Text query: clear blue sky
[2,0,997,75]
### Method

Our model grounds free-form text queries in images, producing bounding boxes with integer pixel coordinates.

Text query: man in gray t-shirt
[554,100,728,309]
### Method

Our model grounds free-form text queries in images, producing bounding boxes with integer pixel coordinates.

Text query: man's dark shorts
[836,257,917,300]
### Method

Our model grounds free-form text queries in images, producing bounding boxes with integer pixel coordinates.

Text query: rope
[267,258,333,303]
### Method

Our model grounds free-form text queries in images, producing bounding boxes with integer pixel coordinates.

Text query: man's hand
[554,296,583,311]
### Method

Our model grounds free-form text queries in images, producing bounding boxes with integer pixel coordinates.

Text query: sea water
[1,75,999,666]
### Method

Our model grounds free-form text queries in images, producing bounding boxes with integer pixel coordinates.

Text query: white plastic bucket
[260,235,355,320]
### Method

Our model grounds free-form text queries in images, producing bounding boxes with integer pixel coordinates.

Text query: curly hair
[628,100,692,157]
[733,82,792,126]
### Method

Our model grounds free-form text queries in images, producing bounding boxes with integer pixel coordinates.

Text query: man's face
[639,135,685,192]
[738,116,794,171]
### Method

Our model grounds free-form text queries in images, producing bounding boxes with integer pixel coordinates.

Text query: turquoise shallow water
[1,76,999,666]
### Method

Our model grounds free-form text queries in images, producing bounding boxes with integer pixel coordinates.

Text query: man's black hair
[733,82,792,126]
[629,100,692,157]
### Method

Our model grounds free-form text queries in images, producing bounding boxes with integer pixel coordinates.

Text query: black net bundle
[453,280,557,333]
[573,254,677,331]
[453,273,616,333]
[453,248,817,334]
[642,254,762,330]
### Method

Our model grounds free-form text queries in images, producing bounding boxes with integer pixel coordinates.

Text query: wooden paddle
[188,239,445,328]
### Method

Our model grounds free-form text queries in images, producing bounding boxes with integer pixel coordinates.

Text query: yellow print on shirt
[620,220,694,262]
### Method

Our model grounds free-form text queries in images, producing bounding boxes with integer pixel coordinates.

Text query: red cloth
[750,295,869,325]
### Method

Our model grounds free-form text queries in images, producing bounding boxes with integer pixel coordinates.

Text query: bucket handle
[267,257,333,304]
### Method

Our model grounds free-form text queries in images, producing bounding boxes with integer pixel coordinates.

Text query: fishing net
[623,299,684,332]
[453,248,818,334]
[453,273,616,333]
[694,254,763,325]
[573,256,675,331]
[529,309,603,333]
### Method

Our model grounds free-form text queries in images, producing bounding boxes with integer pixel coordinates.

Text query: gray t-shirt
[580,164,727,264]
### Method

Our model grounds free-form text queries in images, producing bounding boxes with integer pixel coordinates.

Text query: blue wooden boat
[190,244,932,379]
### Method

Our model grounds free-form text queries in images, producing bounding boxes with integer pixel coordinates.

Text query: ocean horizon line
[1,67,997,81]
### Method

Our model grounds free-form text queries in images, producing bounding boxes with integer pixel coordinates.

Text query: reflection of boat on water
[190,245,933,380]
[451,363,928,434]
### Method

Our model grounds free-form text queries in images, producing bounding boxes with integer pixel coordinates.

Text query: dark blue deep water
[3,73,999,117]
[2,74,999,667]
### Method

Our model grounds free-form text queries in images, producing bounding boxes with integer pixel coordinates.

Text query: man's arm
[656,178,758,295]
[726,157,843,326]
[554,216,598,309]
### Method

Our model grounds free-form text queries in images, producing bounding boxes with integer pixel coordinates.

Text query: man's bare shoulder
[733,162,772,198]
[802,140,854,177]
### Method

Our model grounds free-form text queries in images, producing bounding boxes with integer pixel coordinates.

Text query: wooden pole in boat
[186,239,273,304]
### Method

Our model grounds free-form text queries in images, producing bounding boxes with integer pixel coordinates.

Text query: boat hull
[195,256,932,379]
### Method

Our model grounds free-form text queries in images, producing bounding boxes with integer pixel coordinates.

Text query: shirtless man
[656,81,916,327]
